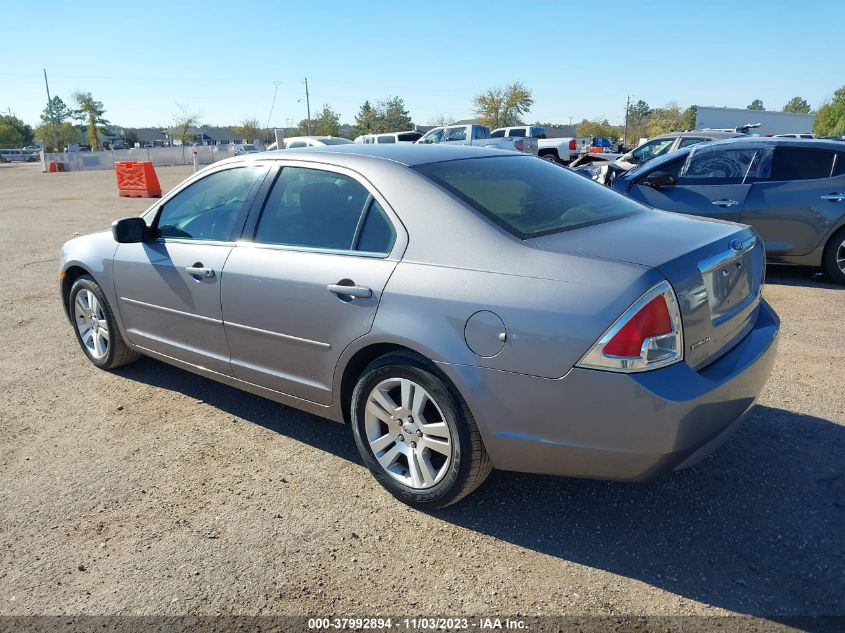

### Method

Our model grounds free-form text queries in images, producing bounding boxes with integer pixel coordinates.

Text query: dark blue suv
[611,137,845,283]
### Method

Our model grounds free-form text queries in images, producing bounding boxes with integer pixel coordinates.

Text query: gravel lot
[0,162,843,630]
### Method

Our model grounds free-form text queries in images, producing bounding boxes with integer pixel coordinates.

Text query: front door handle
[821,193,845,202]
[185,265,215,278]
[712,199,740,208]
[327,283,372,299]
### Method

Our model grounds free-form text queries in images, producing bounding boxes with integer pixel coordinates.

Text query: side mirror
[112,217,149,243]
[621,151,634,162]
[644,171,676,188]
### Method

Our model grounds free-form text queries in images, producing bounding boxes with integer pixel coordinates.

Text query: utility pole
[43,68,58,151]
[623,94,630,149]
[303,77,312,135]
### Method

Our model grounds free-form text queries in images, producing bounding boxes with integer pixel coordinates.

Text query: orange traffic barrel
[115,161,162,198]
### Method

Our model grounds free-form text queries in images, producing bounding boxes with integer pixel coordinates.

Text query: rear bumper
[439,300,779,481]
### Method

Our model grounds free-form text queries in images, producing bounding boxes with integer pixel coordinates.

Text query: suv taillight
[576,281,684,372]
[514,139,524,151]
[569,139,577,151]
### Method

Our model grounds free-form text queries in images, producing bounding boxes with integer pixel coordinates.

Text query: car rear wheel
[350,352,492,509]
[69,275,139,369]
[540,152,560,164]
[822,228,845,284]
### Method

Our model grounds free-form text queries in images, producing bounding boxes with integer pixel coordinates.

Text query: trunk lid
[529,210,764,369]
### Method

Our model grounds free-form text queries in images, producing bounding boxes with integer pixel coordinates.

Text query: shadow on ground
[765,266,843,289]
[116,358,845,620]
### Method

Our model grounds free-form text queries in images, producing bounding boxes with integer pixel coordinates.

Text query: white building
[696,106,814,135]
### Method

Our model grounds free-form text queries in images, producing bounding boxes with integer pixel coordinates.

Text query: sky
[2,0,844,130]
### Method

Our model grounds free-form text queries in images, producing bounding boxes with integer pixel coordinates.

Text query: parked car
[611,137,845,283]
[0,148,38,162]
[266,136,353,151]
[355,131,423,144]
[491,125,588,163]
[233,143,260,155]
[417,124,538,155]
[60,144,778,508]
[571,130,745,172]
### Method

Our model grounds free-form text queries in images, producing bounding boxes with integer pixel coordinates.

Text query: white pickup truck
[416,124,538,155]
[490,126,589,164]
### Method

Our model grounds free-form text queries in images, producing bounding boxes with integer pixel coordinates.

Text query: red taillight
[603,295,672,357]
[515,139,524,151]
[569,139,577,151]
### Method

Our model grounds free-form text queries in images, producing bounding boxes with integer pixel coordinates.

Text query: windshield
[415,156,645,239]
[320,138,353,145]
[632,138,675,163]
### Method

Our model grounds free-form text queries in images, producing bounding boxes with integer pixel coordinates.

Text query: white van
[356,131,423,144]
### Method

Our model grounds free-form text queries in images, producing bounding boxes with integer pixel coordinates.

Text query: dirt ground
[0,162,843,629]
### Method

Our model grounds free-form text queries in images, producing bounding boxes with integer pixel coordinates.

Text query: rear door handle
[821,193,845,202]
[327,283,372,299]
[712,199,740,207]
[185,265,215,278]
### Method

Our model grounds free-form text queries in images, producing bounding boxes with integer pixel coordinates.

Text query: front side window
[446,127,467,141]
[834,152,845,177]
[377,135,396,143]
[631,138,676,163]
[157,167,263,241]
[254,167,371,251]
[287,141,307,148]
[418,128,444,144]
[415,155,644,239]
[756,148,835,181]
[677,145,760,185]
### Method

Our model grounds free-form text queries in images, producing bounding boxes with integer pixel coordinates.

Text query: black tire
[539,152,560,164]
[822,227,845,284]
[69,275,140,369]
[350,352,492,509]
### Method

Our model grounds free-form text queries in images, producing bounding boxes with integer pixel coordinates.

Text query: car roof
[253,143,511,167]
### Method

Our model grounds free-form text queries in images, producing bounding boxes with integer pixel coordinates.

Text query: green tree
[814,86,845,136]
[783,96,811,114]
[41,96,73,125]
[645,102,686,137]
[34,121,80,151]
[170,104,201,145]
[575,118,622,140]
[683,105,698,130]
[233,117,262,143]
[0,114,33,147]
[312,104,341,136]
[378,96,412,132]
[354,100,379,135]
[473,82,534,129]
[747,99,765,111]
[625,99,651,144]
[71,91,108,149]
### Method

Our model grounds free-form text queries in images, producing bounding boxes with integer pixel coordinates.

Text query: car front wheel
[350,352,491,508]
[69,275,139,369]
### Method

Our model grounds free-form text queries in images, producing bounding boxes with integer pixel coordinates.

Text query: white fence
[42,145,237,172]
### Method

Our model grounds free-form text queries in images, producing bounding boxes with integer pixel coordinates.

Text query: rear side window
[356,200,396,254]
[490,129,504,138]
[254,167,370,251]
[397,132,421,142]
[677,137,706,149]
[377,135,396,143]
[415,156,644,239]
[758,148,835,181]
[507,128,527,137]
[834,153,845,177]
[677,146,759,185]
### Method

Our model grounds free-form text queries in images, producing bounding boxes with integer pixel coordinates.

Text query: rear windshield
[415,156,645,239]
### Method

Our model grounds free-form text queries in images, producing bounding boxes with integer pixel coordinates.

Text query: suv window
[757,148,836,181]
[507,128,527,138]
[490,129,505,138]
[677,146,759,185]
[415,155,644,239]
[631,138,676,163]
[677,137,706,149]
[254,167,370,251]
[376,135,396,143]
[157,167,262,241]
[446,127,467,141]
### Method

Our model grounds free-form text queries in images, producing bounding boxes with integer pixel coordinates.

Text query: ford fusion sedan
[59,145,779,508]
[611,137,845,283]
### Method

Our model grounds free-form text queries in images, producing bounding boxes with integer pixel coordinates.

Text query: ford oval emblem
[729,239,743,252]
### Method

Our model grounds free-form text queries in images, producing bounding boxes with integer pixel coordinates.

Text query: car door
[442,126,469,146]
[112,164,268,374]
[629,143,761,222]
[742,146,844,256]
[221,163,404,405]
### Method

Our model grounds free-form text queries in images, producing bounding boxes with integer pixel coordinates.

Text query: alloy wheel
[837,238,845,274]
[74,289,110,360]
[364,377,453,489]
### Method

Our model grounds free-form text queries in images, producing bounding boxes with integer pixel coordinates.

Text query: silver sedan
[59,145,779,508]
